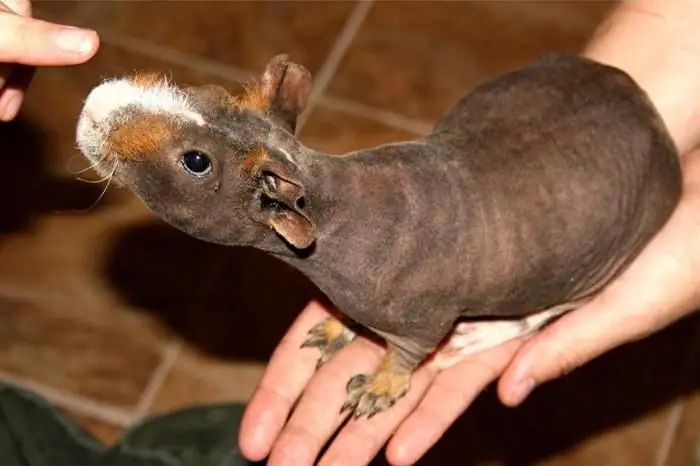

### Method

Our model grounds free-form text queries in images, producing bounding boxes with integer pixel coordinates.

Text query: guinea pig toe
[300,316,356,369]
[341,370,410,419]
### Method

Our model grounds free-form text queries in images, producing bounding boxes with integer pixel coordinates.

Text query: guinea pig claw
[342,370,409,420]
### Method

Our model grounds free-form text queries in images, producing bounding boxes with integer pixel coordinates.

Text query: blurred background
[1,1,699,464]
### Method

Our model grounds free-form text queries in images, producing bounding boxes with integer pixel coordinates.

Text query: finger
[499,160,700,407]
[497,301,642,407]
[239,301,339,461]
[0,13,98,65]
[268,337,384,466]
[0,64,34,120]
[386,339,523,466]
[0,2,32,119]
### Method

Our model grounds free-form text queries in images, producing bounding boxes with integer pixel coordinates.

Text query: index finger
[0,12,98,65]
[238,300,336,462]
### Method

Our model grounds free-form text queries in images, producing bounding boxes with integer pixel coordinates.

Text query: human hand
[0,0,99,121]
[238,300,526,466]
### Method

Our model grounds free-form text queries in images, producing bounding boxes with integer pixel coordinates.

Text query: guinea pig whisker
[80,161,119,213]
[69,161,102,177]
[76,160,117,183]
[66,149,107,177]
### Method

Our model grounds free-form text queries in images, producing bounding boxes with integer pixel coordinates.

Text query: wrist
[583,0,700,155]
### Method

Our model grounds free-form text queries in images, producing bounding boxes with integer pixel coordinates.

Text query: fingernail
[3,95,21,120]
[54,27,96,54]
[507,377,535,406]
[0,94,21,121]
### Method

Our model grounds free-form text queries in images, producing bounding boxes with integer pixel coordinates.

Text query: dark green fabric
[0,381,105,466]
[111,404,253,466]
[0,381,259,466]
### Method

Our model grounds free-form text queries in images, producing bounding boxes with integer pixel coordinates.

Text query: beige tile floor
[0,1,697,464]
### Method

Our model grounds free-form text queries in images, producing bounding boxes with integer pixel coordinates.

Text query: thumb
[497,300,656,407]
[0,12,98,65]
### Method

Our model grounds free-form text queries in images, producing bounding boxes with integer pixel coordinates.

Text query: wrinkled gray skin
[77,52,682,415]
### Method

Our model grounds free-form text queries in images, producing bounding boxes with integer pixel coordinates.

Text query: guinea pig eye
[181,151,212,176]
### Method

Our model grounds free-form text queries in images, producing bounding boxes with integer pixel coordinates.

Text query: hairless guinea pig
[75,52,682,419]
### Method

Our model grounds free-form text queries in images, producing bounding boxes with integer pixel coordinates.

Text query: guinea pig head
[75,54,318,250]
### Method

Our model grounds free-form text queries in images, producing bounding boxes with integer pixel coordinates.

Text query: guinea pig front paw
[341,366,410,419]
[300,316,356,369]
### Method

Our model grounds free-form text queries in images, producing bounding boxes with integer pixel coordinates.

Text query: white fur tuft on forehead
[82,76,205,126]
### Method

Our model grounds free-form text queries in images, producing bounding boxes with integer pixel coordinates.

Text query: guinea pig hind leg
[431,300,591,370]
[300,315,357,369]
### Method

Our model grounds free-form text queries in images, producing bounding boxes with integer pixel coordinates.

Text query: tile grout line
[296,0,374,132]
[654,321,700,466]
[0,284,67,305]
[319,95,433,136]
[0,369,133,427]
[33,6,253,84]
[128,250,231,421]
[98,29,254,83]
[76,9,434,138]
[130,339,183,422]
[655,401,686,466]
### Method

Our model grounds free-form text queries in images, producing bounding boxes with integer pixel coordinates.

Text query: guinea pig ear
[259,54,312,134]
[257,160,316,250]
